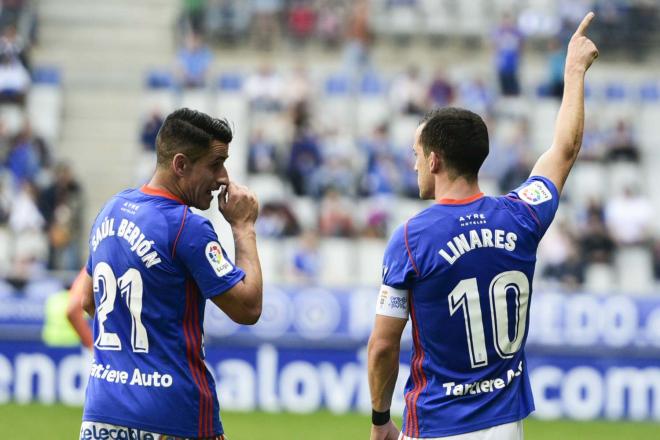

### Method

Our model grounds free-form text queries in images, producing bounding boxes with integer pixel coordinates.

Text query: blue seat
[361,73,385,95]
[146,69,174,89]
[217,72,243,91]
[324,74,351,95]
[640,82,660,102]
[605,82,626,101]
[32,66,61,85]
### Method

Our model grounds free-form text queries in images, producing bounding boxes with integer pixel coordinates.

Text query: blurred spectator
[318,188,355,237]
[579,211,615,264]
[180,0,206,34]
[579,119,606,161]
[539,221,584,289]
[311,155,356,197]
[247,129,279,174]
[287,0,316,47]
[545,38,565,99]
[360,152,400,196]
[175,32,213,88]
[390,65,428,116]
[251,0,283,50]
[317,0,343,48]
[604,119,640,163]
[244,63,285,111]
[290,229,320,284]
[343,0,372,76]
[605,186,653,246]
[5,122,39,184]
[428,68,455,108]
[0,24,29,70]
[255,200,300,238]
[205,0,251,45]
[38,162,83,270]
[284,65,313,109]
[492,13,523,96]
[140,110,164,152]
[286,128,322,196]
[361,198,389,238]
[498,150,533,193]
[457,77,495,117]
[9,181,47,280]
[0,48,29,104]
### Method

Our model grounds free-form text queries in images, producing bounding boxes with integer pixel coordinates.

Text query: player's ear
[172,153,189,177]
[428,151,442,173]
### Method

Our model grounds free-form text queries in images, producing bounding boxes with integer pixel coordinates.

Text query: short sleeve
[508,176,560,235]
[85,254,92,276]
[382,223,417,290]
[176,215,245,300]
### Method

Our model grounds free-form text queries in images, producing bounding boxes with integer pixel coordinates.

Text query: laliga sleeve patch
[517,180,552,205]
[375,285,409,319]
[205,241,233,277]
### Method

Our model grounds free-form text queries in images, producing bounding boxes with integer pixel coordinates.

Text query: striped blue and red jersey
[82,185,245,438]
[379,176,559,438]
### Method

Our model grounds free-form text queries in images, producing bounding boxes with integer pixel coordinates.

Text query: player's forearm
[232,225,263,315]
[368,337,400,411]
[551,68,586,163]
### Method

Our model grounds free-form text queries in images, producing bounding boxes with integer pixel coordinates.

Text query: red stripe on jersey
[191,282,214,437]
[172,207,188,258]
[140,184,186,204]
[404,292,420,436]
[404,221,420,277]
[437,192,484,205]
[184,280,207,437]
[408,294,427,438]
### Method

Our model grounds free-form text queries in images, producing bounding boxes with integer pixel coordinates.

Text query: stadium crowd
[131,0,660,292]
[0,0,84,284]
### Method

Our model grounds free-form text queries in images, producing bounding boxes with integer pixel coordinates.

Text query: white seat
[583,263,616,294]
[565,162,607,205]
[142,89,177,114]
[356,238,387,286]
[290,197,318,231]
[257,237,285,285]
[27,85,62,142]
[247,174,288,202]
[615,246,654,294]
[181,90,212,114]
[318,238,355,286]
[530,100,560,154]
[356,97,390,137]
[607,162,642,197]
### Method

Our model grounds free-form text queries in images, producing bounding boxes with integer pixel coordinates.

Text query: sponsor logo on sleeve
[518,181,552,205]
[205,241,233,277]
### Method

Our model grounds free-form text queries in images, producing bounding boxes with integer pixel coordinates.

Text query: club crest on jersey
[518,181,552,205]
[205,241,232,277]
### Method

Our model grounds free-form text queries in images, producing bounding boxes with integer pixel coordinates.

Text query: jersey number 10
[448,270,529,368]
[93,262,150,353]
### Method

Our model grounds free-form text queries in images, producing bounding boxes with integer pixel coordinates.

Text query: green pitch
[0,404,658,439]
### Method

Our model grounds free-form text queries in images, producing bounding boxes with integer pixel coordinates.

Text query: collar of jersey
[140,184,186,205]
[437,192,484,205]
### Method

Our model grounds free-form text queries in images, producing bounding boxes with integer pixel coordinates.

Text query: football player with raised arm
[368,13,598,440]
[78,108,262,440]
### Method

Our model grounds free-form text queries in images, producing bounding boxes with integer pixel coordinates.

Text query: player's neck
[434,176,482,204]
[145,170,186,203]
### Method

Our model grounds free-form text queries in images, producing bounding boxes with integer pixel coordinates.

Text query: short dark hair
[156,108,233,167]
[419,107,489,181]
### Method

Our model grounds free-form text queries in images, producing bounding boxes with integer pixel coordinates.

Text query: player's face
[186,141,230,210]
[414,124,434,200]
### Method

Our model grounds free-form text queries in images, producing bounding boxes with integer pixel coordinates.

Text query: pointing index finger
[575,11,595,36]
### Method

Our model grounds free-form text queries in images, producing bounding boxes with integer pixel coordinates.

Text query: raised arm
[530,12,599,194]
[211,182,263,325]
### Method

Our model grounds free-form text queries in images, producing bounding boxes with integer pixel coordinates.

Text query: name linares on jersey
[439,228,517,265]
[90,216,162,268]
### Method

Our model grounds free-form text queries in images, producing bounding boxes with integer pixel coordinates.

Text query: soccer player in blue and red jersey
[78,108,263,440]
[367,13,599,440]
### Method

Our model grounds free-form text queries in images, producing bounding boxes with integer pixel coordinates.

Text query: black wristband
[372,409,391,426]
